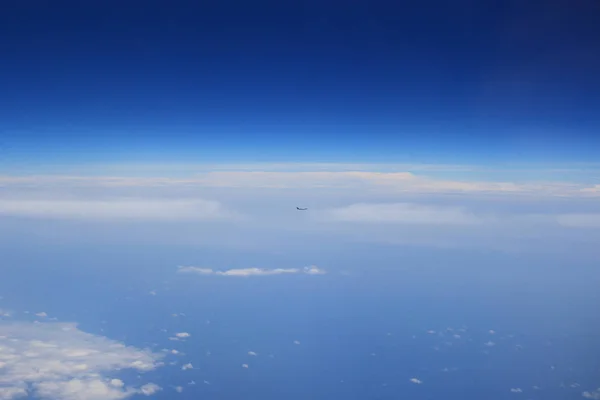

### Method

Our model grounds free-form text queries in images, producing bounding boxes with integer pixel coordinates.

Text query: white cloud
[0,321,163,400]
[177,265,326,277]
[248,351,258,356]
[410,378,422,384]
[583,389,600,399]
[181,363,193,370]
[174,332,190,338]
[0,198,235,221]
[35,312,48,318]
[327,203,485,225]
[139,383,161,396]
[510,388,523,393]
[241,364,249,369]
[174,386,183,393]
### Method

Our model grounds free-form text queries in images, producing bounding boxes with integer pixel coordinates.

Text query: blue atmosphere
[1,2,600,400]
[1,0,600,165]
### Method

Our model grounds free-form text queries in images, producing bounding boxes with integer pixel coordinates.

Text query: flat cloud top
[0,321,163,400]
[177,265,326,277]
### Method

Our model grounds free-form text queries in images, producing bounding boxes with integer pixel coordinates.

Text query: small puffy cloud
[248,351,258,356]
[35,312,48,318]
[110,379,125,388]
[181,363,193,371]
[0,321,164,400]
[139,383,161,396]
[488,330,496,334]
[174,332,190,338]
[510,388,523,393]
[0,198,235,221]
[241,364,249,369]
[293,340,300,345]
[177,266,326,277]
[327,203,485,225]
[410,378,423,384]
[583,389,600,399]
[484,341,496,347]
[174,386,183,393]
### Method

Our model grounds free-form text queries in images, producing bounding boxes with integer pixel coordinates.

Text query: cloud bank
[0,321,164,400]
[326,202,486,225]
[1,165,598,197]
[177,265,326,277]
[0,198,235,221]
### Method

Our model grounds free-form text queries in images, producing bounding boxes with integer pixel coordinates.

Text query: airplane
[296,207,308,211]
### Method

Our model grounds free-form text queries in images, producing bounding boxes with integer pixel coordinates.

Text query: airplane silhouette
[296,207,308,211]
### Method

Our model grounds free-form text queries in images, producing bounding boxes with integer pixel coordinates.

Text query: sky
[1,0,600,166]
[1,1,600,400]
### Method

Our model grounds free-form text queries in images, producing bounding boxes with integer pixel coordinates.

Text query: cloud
[1,164,598,197]
[0,321,163,400]
[556,214,600,228]
[177,265,326,277]
[248,351,258,356]
[181,363,193,370]
[327,203,485,225]
[583,389,600,399]
[409,378,422,384]
[0,198,235,221]
[510,388,523,393]
[169,332,190,341]
[139,384,161,396]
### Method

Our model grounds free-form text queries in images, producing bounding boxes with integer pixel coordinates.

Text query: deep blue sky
[1,0,600,165]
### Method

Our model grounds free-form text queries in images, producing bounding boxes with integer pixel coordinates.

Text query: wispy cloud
[177,265,326,277]
[0,321,163,400]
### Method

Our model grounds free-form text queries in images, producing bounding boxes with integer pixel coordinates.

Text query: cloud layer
[1,166,598,196]
[177,265,326,277]
[0,198,235,221]
[0,322,163,400]
[326,202,485,225]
